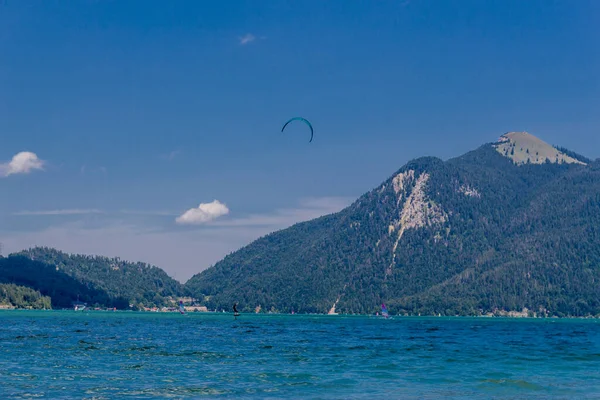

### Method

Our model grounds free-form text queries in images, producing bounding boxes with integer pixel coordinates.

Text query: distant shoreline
[1,309,598,320]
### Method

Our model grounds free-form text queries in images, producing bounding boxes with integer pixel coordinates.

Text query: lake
[1,311,599,399]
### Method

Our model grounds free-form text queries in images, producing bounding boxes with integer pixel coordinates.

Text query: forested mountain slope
[10,247,183,308]
[186,132,600,317]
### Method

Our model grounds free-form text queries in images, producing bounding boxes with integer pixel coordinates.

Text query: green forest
[0,283,51,309]
[185,143,600,317]
[0,249,183,309]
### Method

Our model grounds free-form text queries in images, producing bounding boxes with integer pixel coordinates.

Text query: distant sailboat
[381,303,389,319]
[179,301,185,314]
[73,295,86,311]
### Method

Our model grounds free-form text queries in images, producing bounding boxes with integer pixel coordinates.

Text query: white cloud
[176,200,230,225]
[239,33,256,45]
[12,209,103,216]
[0,151,44,177]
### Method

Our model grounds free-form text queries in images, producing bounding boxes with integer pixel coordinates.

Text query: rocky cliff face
[386,171,448,275]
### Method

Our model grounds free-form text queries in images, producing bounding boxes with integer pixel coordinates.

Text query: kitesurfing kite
[281,117,314,142]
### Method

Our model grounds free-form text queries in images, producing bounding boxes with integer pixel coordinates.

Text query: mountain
[3,247,183,309]
[185,132,600,317]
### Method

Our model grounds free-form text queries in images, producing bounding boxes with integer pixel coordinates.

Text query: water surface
[1,311,599,399]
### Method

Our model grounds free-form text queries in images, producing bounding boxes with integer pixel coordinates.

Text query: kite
[281,117,314,142]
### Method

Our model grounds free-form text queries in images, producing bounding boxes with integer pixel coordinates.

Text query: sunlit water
[1,311,599,399]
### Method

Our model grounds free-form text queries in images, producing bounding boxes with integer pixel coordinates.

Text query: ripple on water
[478,378,548,392]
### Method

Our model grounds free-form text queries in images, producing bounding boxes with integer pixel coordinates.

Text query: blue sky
[0,0,598,280]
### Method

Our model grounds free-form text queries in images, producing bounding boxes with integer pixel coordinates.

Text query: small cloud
[297,197,353,210]
[176,200,230,225]
[160,150,181,161]
[0,151,44,177]
[118,209,177,217]
[79,165,107,176]
[12,209,103,216]
[239,33,256,45]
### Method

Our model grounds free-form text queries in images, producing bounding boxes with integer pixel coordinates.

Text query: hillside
[185,132,600,317]
[6,247,183,309]
[0,283,51,309]
[0,255,120,309]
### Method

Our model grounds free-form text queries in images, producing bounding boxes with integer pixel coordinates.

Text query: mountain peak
[493,131,586,166]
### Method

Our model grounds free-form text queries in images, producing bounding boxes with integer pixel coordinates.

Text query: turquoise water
[1,311,599,399]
